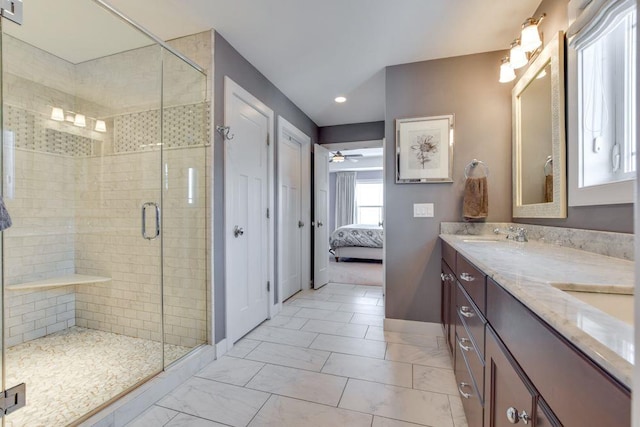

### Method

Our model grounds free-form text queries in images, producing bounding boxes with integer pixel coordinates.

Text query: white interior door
[280,136,303,300]
[225,79,272,343]
[314,144,330,289]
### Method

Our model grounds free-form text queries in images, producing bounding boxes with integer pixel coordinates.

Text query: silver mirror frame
[512,31,567,218]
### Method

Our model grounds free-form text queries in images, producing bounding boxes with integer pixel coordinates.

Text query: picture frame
[395,114,454,183]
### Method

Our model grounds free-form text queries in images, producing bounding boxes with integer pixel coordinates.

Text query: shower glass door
[0,1,172,425]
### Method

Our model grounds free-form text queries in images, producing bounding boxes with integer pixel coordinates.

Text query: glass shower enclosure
[0,0,209,425]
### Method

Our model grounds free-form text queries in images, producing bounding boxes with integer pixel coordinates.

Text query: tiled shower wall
[3,32,212,347]
[3,148,77,347]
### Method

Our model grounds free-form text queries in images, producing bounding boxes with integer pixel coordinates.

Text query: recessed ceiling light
[334,96,347,103]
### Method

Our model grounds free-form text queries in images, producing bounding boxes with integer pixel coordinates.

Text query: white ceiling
[11,0,542,127]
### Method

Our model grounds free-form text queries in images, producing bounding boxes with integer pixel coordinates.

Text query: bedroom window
[355,180,383,225]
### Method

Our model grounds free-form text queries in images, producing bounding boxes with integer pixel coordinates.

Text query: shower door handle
[142,202,160,240]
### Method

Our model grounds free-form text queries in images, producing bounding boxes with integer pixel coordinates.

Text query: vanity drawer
[456,255,486,313]
[455,332,483,427]
[486,278,630,427]
[455,320,484,402]
[442,239,456,271]
[456,282,486,358]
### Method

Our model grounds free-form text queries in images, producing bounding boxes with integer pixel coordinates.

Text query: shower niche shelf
[7,274,111,291]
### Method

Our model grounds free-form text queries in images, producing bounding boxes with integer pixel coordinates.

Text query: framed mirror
[512,31,566,218]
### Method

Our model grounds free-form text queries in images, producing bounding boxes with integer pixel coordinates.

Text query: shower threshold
[4,326,189,427]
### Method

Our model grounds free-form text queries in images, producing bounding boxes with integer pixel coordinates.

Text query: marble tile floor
[128,283,468,427]
[4,326,189,427]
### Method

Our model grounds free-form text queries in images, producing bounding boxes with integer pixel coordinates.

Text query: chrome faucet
[493,226,528,242]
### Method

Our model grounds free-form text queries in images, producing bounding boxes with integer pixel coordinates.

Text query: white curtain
[335,171,357,228]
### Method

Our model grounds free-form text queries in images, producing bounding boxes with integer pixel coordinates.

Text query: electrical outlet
[413,203,434,218]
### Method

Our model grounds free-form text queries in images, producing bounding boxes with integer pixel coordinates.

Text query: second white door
[280,135,303,300]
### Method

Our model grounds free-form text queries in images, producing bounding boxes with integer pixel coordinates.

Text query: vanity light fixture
[52,107,108,132]
[499,13,546,83]
[499,57,516,83]
[509,40,528,69]
[73,113,86,128]
[50,107,65,121]
[520,15,545,52]
[94,119,107,133]
[334,96,347,103]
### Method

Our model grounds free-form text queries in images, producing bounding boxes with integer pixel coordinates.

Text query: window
[577,5,636,187]
[355,180,383,225]
[568,0,637,206]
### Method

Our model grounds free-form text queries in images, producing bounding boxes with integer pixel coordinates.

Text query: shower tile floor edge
[4,326,189,427]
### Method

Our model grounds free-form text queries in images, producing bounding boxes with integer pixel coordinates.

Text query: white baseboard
[81,345,217,427]
[383,318,443,336]
[215,338,228,357]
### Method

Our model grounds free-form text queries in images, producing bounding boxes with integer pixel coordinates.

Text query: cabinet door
[441,261,455,355]
[484,328,535,427]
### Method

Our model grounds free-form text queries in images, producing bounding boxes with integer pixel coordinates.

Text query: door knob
[506,407,530,424]
[317,221,323,227]
[298,220,305,228]
[233,226,244,237]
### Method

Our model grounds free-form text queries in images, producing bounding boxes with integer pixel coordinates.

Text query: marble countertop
[440,233,634,389]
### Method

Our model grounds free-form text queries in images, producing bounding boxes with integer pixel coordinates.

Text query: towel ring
[544,156,553,176]
[464,159,489,178]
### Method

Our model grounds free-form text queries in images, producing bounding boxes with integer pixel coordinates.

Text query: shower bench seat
[7,274,111,291]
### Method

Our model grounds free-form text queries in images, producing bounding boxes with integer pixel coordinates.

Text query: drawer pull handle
[506,407,530,424]
[459,306,475,318]
[457,337,473,352]
[440,273,454,282]
[460,272,475,282]
[458,382,473,399]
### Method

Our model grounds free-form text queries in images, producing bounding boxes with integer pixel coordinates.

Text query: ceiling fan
[329,151,363,163]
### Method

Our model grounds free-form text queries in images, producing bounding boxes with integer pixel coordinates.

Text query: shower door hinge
[0,383,25,416]
[267,281,271,292]
[1,0,23,25]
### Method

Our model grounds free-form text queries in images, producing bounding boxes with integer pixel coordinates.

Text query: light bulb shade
[499,60,516,83]
[51,107,65,121]
[521,23,542,52]
[95,119,107,132]
[509,43,528,69]
[74,114,86,127]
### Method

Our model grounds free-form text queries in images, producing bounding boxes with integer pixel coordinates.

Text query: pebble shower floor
[4,327,188,427]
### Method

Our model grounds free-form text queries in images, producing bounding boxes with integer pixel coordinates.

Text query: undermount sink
[460,235,504,243]
[552,283,634,325]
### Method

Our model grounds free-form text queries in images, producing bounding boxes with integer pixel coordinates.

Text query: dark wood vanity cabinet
[485,327,557,427]
[440,240,631,427]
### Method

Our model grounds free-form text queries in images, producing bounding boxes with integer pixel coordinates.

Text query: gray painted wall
[214,32,319,343]
[384,51,513,323]
[512,0,634,233]
[329,170,384,232]
[319,121,385,144]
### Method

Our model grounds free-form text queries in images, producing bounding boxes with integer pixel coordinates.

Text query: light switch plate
[413,203,434,218]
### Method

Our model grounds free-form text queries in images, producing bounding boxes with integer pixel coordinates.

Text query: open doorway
[325,143,384,288]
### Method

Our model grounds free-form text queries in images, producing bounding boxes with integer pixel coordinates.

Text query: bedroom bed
[329,224,383,262]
